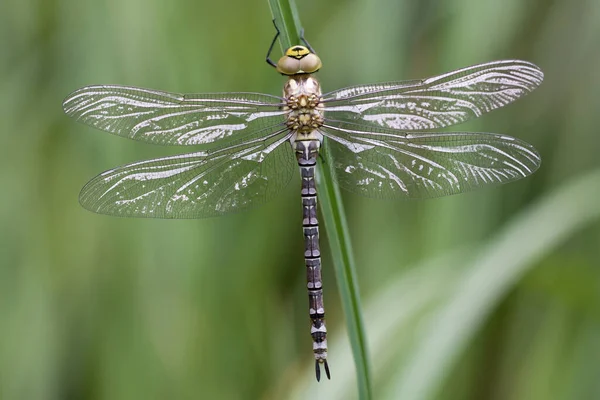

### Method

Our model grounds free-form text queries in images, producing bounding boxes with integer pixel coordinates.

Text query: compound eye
[277,56,301,75]
[299,53,322,73]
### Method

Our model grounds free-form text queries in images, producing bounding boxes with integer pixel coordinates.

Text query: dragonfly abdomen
[293,137,330,381]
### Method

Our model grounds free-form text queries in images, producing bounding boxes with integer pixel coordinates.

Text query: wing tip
[62,85,99,116]
[515,59,545,88]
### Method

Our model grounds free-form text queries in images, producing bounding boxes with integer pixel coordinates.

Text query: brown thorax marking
[285,95,324,133]
[284,76,324,134]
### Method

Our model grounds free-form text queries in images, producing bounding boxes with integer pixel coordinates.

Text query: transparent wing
[322,123,540,199]
[63,85,286,146]
[79,129,295,218]
[322,60,543,131]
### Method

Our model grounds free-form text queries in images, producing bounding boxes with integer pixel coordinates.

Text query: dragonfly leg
[299,28,316,54]
[266,19,280,68]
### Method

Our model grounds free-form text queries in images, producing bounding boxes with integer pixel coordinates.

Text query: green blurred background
[2,0,600,399]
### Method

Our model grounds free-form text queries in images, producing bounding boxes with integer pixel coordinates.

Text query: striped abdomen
[294,137,330,381]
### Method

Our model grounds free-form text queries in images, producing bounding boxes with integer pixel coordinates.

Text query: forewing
[63,85,286,146]
[322,60,543,131]
[79,129,295,218]
[322,123,540,199]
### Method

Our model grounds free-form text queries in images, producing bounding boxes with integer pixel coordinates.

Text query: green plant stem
[267,1,372,398]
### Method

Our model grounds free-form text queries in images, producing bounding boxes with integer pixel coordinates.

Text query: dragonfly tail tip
[315,360,331,382]
[315,360,321,382]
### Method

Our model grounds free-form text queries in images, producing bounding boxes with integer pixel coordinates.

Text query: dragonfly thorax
[276,45,322,75]
[284,75,324,135]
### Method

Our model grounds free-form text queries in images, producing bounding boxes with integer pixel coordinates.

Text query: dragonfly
[63,26,543,381]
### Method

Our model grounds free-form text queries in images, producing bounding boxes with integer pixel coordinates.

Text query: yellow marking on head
[285,45,311,59]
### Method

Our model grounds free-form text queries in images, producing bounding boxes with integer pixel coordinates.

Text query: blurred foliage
[1,0,600,399]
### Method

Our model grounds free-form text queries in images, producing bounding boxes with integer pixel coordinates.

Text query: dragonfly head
[276,45,322,75]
